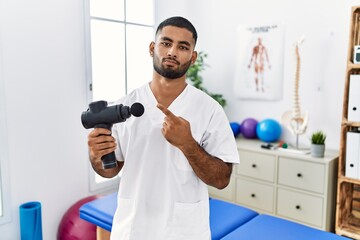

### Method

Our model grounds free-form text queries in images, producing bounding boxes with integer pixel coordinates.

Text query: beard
[153,56,192,79]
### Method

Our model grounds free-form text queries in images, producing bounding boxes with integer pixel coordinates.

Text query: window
[84,0,154,191]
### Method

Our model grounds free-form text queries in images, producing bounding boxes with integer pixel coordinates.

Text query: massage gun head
[81,100,144,129]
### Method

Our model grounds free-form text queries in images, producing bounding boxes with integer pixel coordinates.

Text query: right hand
[87,128,117,164]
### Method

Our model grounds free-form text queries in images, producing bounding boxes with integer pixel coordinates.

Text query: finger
[88,138,115,152]
[164,116,172,124]
[157,104,176,119]
[93,142,116,151]
[89,128,111,137]
[160,127,166,135]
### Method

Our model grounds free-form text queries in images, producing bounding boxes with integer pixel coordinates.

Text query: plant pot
[311,144,325,158]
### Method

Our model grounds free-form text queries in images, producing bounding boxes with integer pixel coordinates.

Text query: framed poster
[234,24,285,100]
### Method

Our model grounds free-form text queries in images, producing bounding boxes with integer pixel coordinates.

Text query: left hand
[157,103,195,148]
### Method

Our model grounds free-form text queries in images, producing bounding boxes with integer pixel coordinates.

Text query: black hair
[156,16,198,45]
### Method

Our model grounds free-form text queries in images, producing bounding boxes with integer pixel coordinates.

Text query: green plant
[186,51,227,107]
[311,131,326,145]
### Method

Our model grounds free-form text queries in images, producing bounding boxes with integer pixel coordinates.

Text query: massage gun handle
[101,152,118,169]
[95,123,117,169]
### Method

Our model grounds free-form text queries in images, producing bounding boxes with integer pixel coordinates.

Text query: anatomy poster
[234,24,285,100]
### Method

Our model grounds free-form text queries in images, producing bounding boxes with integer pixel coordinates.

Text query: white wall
[1,0,360,238]
[156,0,360,149]
[0,0,102,239]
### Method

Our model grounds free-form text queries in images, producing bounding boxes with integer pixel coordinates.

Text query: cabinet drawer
[208,176,235,201]
[277,188,323,228]
[237,151,276,182]
[236,178,274,213]
[278,157,325,194]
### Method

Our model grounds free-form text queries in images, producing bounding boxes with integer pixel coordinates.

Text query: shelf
[342,121,360,127]
[336,182,360,238]
[336,226,360,240]
[338,176,360,185]
[347,63,360,69]
[336,5,360,239]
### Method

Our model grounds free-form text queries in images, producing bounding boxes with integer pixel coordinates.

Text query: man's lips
[163,58,179,65]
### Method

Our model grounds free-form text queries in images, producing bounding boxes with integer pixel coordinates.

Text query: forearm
[179,139,232,189]
[156,104,233,188]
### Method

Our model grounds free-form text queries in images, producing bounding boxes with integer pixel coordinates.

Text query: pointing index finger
[157,103,176,118]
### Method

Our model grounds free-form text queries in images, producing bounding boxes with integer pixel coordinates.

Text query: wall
[0,0,105,239]
[156,0,360,149]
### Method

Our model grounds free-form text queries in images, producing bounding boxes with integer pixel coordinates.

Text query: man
[87,16,239,240]
[248,37,271,92]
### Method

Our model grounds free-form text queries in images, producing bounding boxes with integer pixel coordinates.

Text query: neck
[150,73,187,108]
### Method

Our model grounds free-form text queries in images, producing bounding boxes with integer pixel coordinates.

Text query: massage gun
[81,100,144,169]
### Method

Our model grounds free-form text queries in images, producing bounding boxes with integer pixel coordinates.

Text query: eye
[161,42,171,47]
[179,46,189,50]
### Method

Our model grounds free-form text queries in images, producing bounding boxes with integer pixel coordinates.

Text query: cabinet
[209,138,338,231]
[335,6,360,239]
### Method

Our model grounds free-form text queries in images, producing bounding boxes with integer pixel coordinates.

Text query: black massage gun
[81,100,144,169]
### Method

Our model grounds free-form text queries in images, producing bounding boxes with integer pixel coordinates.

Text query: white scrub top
[110,83,239,240]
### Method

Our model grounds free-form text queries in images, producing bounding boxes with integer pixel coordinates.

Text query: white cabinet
[209,138,338,232]
[236,178,274,213]
[278,157,325,194]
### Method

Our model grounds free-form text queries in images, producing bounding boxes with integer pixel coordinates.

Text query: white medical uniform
[110,83,239,240]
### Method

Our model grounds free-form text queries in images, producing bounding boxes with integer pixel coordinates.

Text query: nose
[167,46,177,58]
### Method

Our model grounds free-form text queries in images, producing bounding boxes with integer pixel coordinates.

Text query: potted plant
[310,130,326,157]
[186,51,227,107]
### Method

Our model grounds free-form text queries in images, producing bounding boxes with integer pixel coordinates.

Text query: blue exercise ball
[256,119,282,142]
[241,118,258,139]
[230,122,241,137]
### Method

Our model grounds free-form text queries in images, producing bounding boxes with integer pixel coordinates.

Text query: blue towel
[19,202,43,240]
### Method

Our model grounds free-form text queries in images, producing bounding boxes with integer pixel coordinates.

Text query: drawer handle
[295,205,301,210]
[297,173,302,178]
[252,164,257,168]
[251,193,256,198]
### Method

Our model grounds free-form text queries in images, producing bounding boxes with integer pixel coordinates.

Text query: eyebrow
[161,36,191,47]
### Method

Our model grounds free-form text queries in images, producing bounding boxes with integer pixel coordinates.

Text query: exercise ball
[256,118,282,142]
[241,118,258,139]
[230,122,241,137]
[57,195,101,240]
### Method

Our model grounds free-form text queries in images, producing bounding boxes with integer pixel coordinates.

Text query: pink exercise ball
[57,195,101,240]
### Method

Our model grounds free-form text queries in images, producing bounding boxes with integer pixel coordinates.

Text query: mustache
[162,57,180,65]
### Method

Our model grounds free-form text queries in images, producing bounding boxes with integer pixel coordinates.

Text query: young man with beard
[87,16,239,240]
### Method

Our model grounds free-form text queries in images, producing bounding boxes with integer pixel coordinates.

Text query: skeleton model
[281,36,308,149]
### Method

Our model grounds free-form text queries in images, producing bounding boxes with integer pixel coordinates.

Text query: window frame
[0,31,11,225]
[83,0,154,192]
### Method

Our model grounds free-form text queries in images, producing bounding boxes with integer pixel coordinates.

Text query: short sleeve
[200,105,240,164]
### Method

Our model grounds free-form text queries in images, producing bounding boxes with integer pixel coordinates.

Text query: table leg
[96,226,111,240]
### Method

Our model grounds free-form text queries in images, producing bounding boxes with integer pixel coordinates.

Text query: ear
[149,42,155,57]
[191,51,198,64]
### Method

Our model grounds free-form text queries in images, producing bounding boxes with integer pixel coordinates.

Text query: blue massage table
[79,192,350,240]
[79,192,258,240]
[79,192,117,232]
[221,214,351,240]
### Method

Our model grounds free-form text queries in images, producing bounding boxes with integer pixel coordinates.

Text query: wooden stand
[335,6,360,239]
